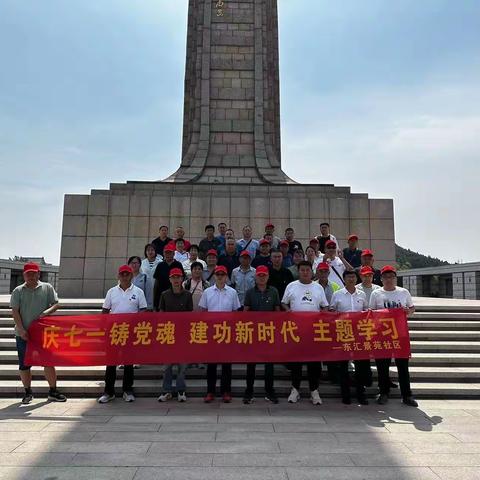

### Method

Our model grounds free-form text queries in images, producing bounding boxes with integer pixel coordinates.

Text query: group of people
[10,222,417,408]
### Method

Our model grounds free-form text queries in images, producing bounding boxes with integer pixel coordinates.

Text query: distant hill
[396,244,450,270]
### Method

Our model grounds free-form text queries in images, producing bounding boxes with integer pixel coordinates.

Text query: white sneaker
[158,392,173,402]
[310,389,323,405]
[287,387,300,403]
[177,392,187,402]
[122,392,135,403]
[98,393,115,404]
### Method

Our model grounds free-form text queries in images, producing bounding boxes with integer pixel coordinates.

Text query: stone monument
[59,0,395,298]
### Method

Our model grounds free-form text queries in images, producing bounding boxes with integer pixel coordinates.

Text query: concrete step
[408,320,480,330]
[0,364,478,382]
[0,378,479,399]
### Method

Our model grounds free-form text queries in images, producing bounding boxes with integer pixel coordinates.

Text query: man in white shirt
[330,270,370,405]
[199,265,241,403]
[236,225,259,258]
[281,261,328,405]
[369,265,418,407]
[98,265,147,404]
[323,240,354,286]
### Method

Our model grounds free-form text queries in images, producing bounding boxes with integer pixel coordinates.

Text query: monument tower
[58,0,395,297]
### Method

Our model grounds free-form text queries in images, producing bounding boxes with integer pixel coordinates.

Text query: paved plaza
[0,398,479,479]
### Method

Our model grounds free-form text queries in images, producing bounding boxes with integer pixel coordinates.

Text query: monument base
[58,181,395,298]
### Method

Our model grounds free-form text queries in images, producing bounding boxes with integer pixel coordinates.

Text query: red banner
[25,309,410,366]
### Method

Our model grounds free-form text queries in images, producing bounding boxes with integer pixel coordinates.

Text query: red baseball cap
[255,265,269,276]
[348,234,359,241]
[316,262,330,271]
[206,249,218,257]
[359,266,374,276]
[325,240,337,249]
[169,268,184,278]
[214,265,228,275]
[164,245,175,253]
[361,249,374,257]
[239,250,251,258]
[259,239,270,246]
[309,237,319,244]
[118,265,133,274]
[265,223,275,229]
[381,265,397,275]
[280,240,289,247]
[23,262,40,273]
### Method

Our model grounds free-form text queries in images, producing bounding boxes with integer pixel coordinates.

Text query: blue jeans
[16,336,31,371]
[162,364,187,393]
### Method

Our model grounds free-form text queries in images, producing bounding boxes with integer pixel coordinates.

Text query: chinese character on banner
[380,318,399,339]
[110,322,130,346]
[43,326,61,349]
[281,321,300,343]
[257,322,275,344]
[335,319,355,343]
[133,321,153,346]
[64,324,83,347]
[235,321,254,344]
[213,322,231,344]
[313,320,333,342]
[190,321,209,344]
[156,322,175,345]
[357,319,377,341]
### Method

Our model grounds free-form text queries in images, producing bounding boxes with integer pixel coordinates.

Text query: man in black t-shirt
[343,234,362,269]
[316,223,338,254]
[199,224,222,260]
[268,250,294,299]
[153,246,184,310]
[151,225,172,257]
[285,228,303,255]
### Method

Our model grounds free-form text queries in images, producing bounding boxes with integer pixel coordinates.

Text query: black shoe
[342,397,351,405]
[48,389,67,402]
[389,380,398,389]
[402,396,418,407]
[265,392,279,404]
[376,393,389,405]
[243,396,254,405]
[21,390,33,405]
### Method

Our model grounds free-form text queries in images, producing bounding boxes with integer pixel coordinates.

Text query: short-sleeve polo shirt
[103,284,147,314]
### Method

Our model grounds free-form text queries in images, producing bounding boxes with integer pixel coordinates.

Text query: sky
[1,0,479,265]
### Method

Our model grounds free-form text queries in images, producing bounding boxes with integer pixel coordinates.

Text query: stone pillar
[464,271,480,300]
[452,273,465,299]
[0,268,11,295]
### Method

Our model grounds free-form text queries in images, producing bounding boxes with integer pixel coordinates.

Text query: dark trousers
[376,358,412,399]
[104,365,134,396]
[207,363,232,394]
[245,363,274,396]
[290,362,322,391]
[339,360,371,401]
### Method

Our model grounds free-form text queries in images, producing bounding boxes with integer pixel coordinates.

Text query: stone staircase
[1,299,480,399]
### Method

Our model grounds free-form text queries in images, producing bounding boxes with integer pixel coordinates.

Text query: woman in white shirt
[140,243,163,311]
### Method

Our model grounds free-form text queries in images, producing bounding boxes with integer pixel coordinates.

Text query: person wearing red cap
[278,240,293,268]
[369,266,418,407]
[252,239,273,268]
[158,268,193,403]
[330,270,370,405]
[316,222,338,254]
[153,246,184,311]
[199,265,241,403]
[10,262,65,404]
[166,226,191,251]
[231,251,256,306]
[218,238,240,278]
[356,266,381,305]
[357,250,382,286]
[199,224,222,260]
[98,265,147,404]
[237,225,259,259]
[264,223,281,249]
[202,249,219,283]
[343,235,362,269]
[284,227,303,255]
[281,261,329,405]
[323,240,354,286]
[243,266,281,404]
[268,250,294,299]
